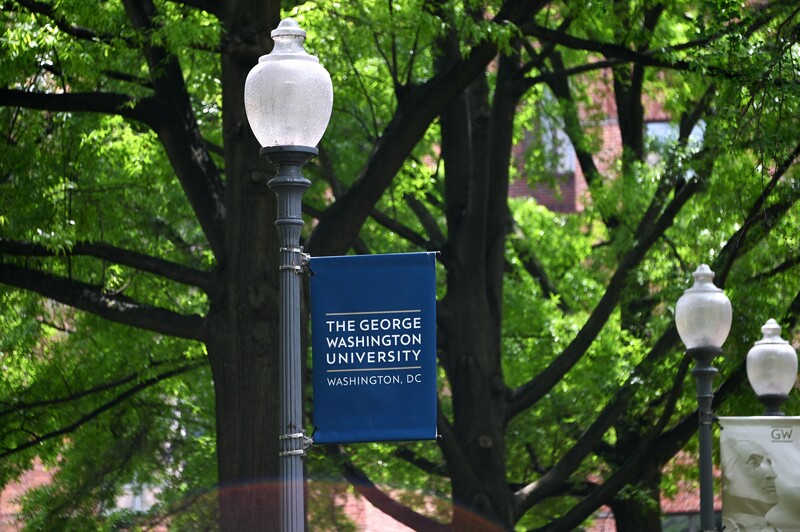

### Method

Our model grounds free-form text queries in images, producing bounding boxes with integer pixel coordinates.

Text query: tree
[2,0,800,530]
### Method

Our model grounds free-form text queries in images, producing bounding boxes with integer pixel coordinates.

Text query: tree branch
[753,254,800,282]
[0,263,205,341]
[369,207,431,249]
[16,0,115,42]
[0,238,212,291]
[508,176,701,418]
[0,358,203,419]
[166,0,220,17]
[122,0,226,257]
[325,445,448,531]
[0,360,205,459]
[307,0,551,256]
[508,225,568,312]
[0,88,162,126]
[522,0,782,74]
[404,193,446,250]
[544,52,603,192]
[523,23,691,70]
[392,446,449,478]
[713,141,800,287]
[527,353,690,532]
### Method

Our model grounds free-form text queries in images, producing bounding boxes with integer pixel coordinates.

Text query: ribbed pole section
[689,347,720,532]
[264,146,315,532]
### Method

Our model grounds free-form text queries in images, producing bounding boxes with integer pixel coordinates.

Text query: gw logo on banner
[309,252,437,444]
[771,426,794,442]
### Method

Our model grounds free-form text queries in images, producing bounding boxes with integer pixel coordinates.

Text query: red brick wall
[0,459,51,531]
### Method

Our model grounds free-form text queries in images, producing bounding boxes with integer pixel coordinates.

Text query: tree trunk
[436,41,528,528]
[609,459,663,532]
[206,2,283,529]
[434,27,529,527]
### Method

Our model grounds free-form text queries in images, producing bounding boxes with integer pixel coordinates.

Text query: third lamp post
[746,318,798,416]
[675,264,732,532]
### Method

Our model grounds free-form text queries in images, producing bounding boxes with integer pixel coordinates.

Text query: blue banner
[310,252,437,444]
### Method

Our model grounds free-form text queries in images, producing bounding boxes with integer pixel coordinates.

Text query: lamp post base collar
[758,394,789,416]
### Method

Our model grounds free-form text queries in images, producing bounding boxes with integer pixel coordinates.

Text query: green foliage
[3,0,800,530]
[2,300,213,528]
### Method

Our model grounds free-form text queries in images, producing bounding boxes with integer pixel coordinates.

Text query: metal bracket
[279,247,312,275]
[278,431,314,457]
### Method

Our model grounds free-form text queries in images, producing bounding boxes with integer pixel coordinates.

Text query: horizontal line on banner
[325,309,421,316]
[326,366,422,373]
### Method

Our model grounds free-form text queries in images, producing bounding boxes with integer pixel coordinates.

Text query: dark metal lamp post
[746,319,798,416]
[244,18,333,532]
[675,264,732,532]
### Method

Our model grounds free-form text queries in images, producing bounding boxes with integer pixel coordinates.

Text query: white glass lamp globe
[746,319,798,398]
[244,18,333,148]
[675,264,732,350]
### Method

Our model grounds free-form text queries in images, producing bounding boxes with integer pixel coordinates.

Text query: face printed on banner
[725,440,779,505]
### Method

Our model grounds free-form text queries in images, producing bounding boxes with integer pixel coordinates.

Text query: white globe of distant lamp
[244,17,333,151]
[675,264,732,351]
[747,319,798,416]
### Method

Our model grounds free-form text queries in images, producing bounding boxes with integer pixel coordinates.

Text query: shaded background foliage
[2,0,800,530]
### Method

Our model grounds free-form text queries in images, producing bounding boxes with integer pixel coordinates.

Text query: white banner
[719,417,800,531]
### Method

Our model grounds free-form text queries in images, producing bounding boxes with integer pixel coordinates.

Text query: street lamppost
[746,319,798,416]
[244,17,333,532]
[675,264,732,532]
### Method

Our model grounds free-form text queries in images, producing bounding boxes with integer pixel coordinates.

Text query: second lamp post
[675,264,732,532]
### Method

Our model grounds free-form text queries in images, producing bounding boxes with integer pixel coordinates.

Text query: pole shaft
[266,147,315,532]
[690,347,720,532]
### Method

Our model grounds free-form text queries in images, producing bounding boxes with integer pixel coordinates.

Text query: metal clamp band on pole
[278,246,311,275]
[279,432,306,441]
[279,431,314,457]
[280,449,306,457]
